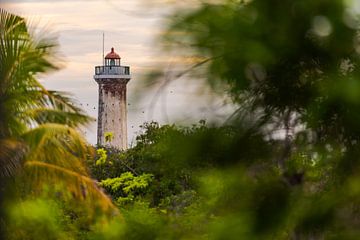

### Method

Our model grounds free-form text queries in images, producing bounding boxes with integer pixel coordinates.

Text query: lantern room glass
[105,58,120,66]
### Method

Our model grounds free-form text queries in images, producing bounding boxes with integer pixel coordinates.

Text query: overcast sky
[1,0,234,145]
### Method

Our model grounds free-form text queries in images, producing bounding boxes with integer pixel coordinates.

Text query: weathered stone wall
[96,78,129,149]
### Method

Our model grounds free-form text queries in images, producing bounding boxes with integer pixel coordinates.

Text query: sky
[1,0,233,145]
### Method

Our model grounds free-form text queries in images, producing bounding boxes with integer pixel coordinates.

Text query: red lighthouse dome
[105,47,120,59]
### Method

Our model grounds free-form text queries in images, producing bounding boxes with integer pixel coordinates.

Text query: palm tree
[0,8,116,229]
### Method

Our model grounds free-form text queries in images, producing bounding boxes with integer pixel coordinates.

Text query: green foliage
[89,121,253,206]
[89,202,163,240]
[142,0,360,238]
[104,132,114,143]
[95,148,107,166]
[100,172,154,206]
[6,199,73,240]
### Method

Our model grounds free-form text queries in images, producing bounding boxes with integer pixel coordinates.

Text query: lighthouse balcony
[95,66,130,76]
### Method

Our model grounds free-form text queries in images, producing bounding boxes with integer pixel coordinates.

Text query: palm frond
[0,9,116,216]
[46,90,85,113]
[21,123,118,213]
[0,139,26,177]
[41,90,93,127]
[0,9,57,89]
[22,123,91,168]
[26,108,93,127]
[25,161,117,213]
[0,8,59,138]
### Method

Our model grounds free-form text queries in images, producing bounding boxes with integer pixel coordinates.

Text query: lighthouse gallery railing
[95,66,130,75]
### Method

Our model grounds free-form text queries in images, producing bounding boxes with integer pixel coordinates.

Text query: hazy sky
[1,0,233,145]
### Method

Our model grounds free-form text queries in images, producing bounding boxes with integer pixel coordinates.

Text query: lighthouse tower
[94,47,131,149]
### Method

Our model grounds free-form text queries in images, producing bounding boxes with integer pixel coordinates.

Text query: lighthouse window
[110,59,115,66]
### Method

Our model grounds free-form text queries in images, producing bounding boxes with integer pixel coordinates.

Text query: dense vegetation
[2,0,360,239]
[0,8,116,240]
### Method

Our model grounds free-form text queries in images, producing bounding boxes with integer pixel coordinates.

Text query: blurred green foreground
[1,0,360,239]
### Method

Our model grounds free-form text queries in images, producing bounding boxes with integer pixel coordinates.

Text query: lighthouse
[94,47,131,149]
